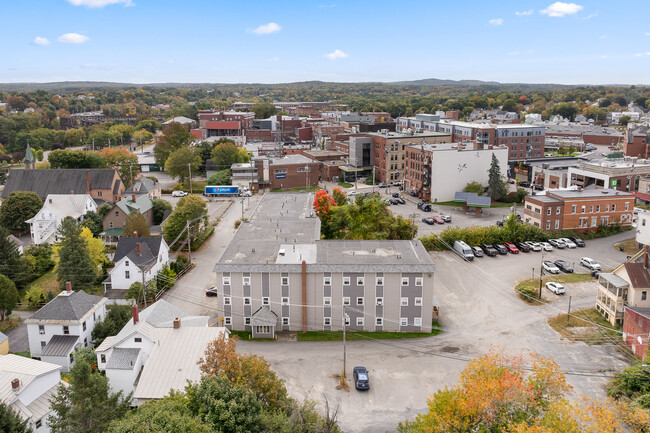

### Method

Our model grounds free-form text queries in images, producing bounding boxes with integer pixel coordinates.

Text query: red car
[503,242,519,254]
[432,216,445,224]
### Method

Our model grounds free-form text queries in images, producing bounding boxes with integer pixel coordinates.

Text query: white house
[0,354,66,433]
[25,286,107,372]
[27,194,97,245]
[104,237,170,291]
[95,300,227,405]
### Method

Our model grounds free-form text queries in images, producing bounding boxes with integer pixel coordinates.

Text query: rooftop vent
[279,249,286,256]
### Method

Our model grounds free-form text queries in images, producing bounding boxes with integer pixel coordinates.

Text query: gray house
[213,193,436,338]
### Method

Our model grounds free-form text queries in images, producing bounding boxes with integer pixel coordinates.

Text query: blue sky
[1,0,649,85]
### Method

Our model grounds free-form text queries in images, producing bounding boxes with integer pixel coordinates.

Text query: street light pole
[538,250,544,299]
[342,308,349,379]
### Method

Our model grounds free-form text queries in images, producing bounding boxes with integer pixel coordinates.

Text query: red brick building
[254,154,320,190]
[624,306,650,359]
[193,110,255,138]
[624,125,650,158]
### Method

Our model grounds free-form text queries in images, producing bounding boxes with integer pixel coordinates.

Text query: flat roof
[367,131,450,139]
[550,189,634,199]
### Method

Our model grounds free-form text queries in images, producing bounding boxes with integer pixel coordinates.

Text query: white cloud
[33,37,50,46]
[58,33,89,44]
[508,51,519,56]
[645,32,650,36]
[250,22,281,35]
[540,2,583,17]
[515,9,534,16]
[635,52,650,57]
[66,0,133,7]
[488,18,504,26]
[324,49,348,60]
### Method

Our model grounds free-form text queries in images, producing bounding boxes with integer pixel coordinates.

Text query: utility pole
[241,199,245,221]
[372,166,376,194]
[409,213,419,239]
[188,163,193,194]
[538,250,544,299]
[186,220,192,264]
[567,296,572,325]
[342,308,349,379]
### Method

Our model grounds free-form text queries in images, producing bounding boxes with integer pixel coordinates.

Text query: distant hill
[389,78,501,86]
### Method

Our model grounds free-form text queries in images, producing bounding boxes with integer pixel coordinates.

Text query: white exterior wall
[97,332,155,371]
[29,208,61,245]
[18,373,60,406]
[429,147,509,202]
[568,167,610,188]
[40,354,73,373]
[109,242,170,290]
[637,211,650,246]
[105,353,142,396]
[27,323,83,357]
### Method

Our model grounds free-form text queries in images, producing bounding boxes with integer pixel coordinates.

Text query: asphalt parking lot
[237,230,636,433]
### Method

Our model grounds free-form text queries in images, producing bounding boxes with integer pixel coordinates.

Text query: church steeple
[24,142,35,169]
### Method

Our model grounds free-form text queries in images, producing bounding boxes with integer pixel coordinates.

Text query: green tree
[165,147,201,183]
[551,102,579,121]
[155,263,177,293]
[251,102,278,119]
[106,394,211,433]
[23,244,54,277]
[487,153,507,201]
[154,122,192,166]
[108,124,134,147]
[86,130,118,150]
[126,281,156,305]
[48,355,131,433]
[0,191,43,233]
[80,210,104,237]
[123,211,150,237]
[501,99,518,112]
[91,305,132,346]
[207,169,232,185]
[0,227,31,290]
[210,141,249,172]
[163,195,208,244]
[135,118,161,134]
[0,274,19,321]
[55,217,96,291]
[187,375,262,433]
[151,199,172,225]
[619,115,632,126]
[97,202,112,219]
[0,402,32,433]
[48,149,104,169]
[132,129,154,151]
[463,182,484,194]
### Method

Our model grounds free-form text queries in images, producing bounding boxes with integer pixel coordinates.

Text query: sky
[1,0,649,85]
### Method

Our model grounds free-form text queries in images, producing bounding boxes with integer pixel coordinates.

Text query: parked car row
[422,215,451,225]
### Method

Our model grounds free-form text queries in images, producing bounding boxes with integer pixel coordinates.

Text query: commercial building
[192,110,255,139]
[523,189,634,231]
[568,157,650,192]
[542,122,623,146]
[624,124,650,158]
[528,157,581,190]
[253,154,320,190]
[212,193,436,338]
[403,142,508,201]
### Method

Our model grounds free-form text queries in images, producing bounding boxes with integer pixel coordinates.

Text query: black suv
[480,244,498,256]
[569,237,585,247]
[493,244,508,255]
[353,366,370,390]
[417,202,432,212]
[519,181,531,188]
[515,242,530,252]
[554,260,574,273]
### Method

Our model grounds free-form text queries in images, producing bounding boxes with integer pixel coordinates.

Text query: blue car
[353,366,370,390]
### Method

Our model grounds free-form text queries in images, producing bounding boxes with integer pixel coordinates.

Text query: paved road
[5,310,34,352]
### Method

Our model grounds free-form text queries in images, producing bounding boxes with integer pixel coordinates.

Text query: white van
[453,240,475,261]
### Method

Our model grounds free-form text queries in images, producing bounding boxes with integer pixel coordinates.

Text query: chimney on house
[136,243,141,256]
[132,305,139,324]
[66,281,72,293]
[173,317,181,329]
[131,194,136,202]
[48,198,52,204]
[133,231,138,237]
[85,170,91,194]
[644,246,648,269]
[11,379,20,390]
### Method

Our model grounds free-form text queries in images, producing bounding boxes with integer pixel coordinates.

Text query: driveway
[5,310,34,353]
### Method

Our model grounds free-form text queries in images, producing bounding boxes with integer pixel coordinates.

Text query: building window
[63,326,69,335]
[625,202,630,211]
[245,317,251,325]
[41,341,46,348]
[343,297,350,306]
[323,276,331,286]
[546,221,551,230]
[282,297,289,305]
[343,276,350,286]
[243,276,251,286]
[281,276,289,285]
[356,317,364,326]
[401,277,409,286]
[35,419,42,429]
[244,297,251,305]
[134,337,142,343]
[415,277,423,286]
[115,211,119,217]
[612,204,616,212]
[376,297,383,306]
[262,297,270,305]
[606,204,610,212]
[357,297,364,306]
[581,205,586,213]
[82,321,86,331]
[223,276,231,285]
[324,317,331,326]
[345,316,350,326]
[39,325,45,335]
[571,205,576,214]
[414,297,423,306]
[401,297,408,306]
[324,297,331,305]
[224,297,231,306]
[414,318,422,327]
[100,354,106,363]
[70,352,74,363]
[224,317,232,326]
[643,291,647,301]
[84,337,88,347]
[596,205,600,212]
[125,270,130,279]
[589,205,593,213]
[376,317,383,326]
[547,208,551,216]
[555,220,560,230]
[400,318,408,326]
[356,277,364,286]
[591,216,598,227]
[376,276,384,286]
[282,317,289,326]
[125,260,129,267]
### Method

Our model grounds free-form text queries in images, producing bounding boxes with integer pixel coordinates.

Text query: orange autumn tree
[398,351,650,433]
[313,189,336,238]
[98,147,140,188]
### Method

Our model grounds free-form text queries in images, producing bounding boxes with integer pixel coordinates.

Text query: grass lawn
[0,318,21,333]
[229,330,275,342]
[516,273,594,304]
[337,181,354,188]
[548,308,622,345]
[23,270,60,303]
[614,238,641,255]
[297,323,442,341]
[11,351,30,358]
[171,181,208,193]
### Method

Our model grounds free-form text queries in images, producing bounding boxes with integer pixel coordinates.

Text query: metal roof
[251,307,278,327]
[41,335,80,357]
[11,383,60,422]
[1,169,120,199]
[600,272,629,288]
[26,291,105,322]
[624,263,650,289]
[105,348,140,370]
[27,194,96,223]
[0,355,61,406]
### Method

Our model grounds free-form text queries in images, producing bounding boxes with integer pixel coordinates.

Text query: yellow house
[0,332,8,355]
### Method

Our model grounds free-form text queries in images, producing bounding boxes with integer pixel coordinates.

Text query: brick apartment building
[624,125,650,158]
[192,110,255,139]
[523,189,634,231]
[254,154,320,190]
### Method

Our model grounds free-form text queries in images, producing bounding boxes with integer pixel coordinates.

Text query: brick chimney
[136,243,141,256]
[11,378,20,390]
[131,194,136,202]
[173,317,181,329]
[133,231,138,237]
[66,281,72,293]
[132,305,139,324]
[85,170,91,194]
[48,198,52,204]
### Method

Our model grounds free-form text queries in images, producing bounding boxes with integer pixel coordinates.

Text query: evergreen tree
[0,227,31,290]
[48,355,131,433]
[56,217,96,290]
[0,402,32,433]
[487,153,507,201]
[0,274,19,320]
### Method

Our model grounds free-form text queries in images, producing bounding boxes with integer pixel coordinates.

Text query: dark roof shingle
[1,169,119,199]
[113,237,163,266]
[28,291,104,322]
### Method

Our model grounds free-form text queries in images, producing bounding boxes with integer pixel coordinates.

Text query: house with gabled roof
[0,354,65,433]
[0,331,8,355]
[95,300,227,404]
[26,194,97,245]
[121,177,161,201]
[25,285,107,372]
[101,194,154,243]
[103,237,170,293]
